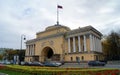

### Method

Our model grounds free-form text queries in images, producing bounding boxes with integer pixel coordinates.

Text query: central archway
[41,47,54,62]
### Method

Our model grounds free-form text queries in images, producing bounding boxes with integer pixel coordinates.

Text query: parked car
[88,61,106,66]
[23,62,32,66]
[60,61,65,65]
[44,62,60,67]
[0,61,4,64]
[99,60,107,64]
[23,62,43,66]
[50,61,62,66]
[31,62,44,66]
[5,61,11,65]
[1,61,11,65]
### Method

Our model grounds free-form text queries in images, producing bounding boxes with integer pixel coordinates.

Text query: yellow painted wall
[65,53,95,62]
[36,27,69,38]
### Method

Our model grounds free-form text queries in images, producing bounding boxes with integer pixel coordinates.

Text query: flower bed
[0,65,120,75]
[0,64,6,69]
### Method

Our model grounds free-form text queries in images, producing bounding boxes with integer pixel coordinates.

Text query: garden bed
[0,65,120,75]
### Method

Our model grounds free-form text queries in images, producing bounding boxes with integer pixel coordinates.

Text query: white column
[95,37,98,52]
[28,45,30,55]
[96,37,98,52]
[99,40,102,52]
[33,45,35,55]
[96,38,98,52]
[89,34,93,51]
[95,37,97,52]
[78,35,81,52]
[97,39,99,52]
[32,44,34,55]
[73,37,76,52]
[94,36,96,51]
[30,45,31,55]
[34,44,35,55]
[33,45,34,55]
[83,35,87,51]
[32,45,33,55]
[97,38,100,52]
[27,45,29,56]
[31,45,33,55]
[98,39,100,52]
[92,36,95,51]
[28,45,29,56]
[68,38,71,53]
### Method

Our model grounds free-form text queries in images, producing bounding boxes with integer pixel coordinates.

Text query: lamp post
[19,34,26,64]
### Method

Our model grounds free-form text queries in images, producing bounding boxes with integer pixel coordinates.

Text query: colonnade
[68,34,102,53]
[90,34,102,52]
[26,44,35,56]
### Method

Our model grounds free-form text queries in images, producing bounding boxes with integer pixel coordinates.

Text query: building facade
[25,25,103,62]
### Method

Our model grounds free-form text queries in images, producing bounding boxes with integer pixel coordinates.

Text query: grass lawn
[0,69,30,75]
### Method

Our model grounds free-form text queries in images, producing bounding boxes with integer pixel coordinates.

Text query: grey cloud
[0,0,120,48]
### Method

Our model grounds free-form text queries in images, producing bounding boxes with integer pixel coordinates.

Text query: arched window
[71,57,73,61]
[81,56,84,61]
[76,56,80,62]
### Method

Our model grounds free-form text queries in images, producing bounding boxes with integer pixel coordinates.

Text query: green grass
[0,69,31,75]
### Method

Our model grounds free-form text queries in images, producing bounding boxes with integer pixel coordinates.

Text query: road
[60,63,120,69]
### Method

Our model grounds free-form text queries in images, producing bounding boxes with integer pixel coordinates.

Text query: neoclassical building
[25,25,103,62]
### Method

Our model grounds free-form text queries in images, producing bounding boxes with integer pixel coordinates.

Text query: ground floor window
[81,56,84,61]
[71,57,73,61]
[76,56,80,63]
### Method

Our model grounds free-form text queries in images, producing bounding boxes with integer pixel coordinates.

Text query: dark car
[44,62,59,67]
[88,61,106,66]
[30,62,44,66]
[23,62,32,66]
[23,62,43,66]
[99,60,107,64]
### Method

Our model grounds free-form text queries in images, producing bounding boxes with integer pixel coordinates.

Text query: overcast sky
[0,0,120,49]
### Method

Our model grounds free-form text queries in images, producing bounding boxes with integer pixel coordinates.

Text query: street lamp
[19,34,26,64]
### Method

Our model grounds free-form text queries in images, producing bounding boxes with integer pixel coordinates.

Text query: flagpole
[57,5,62,25]
[57,5,59,25]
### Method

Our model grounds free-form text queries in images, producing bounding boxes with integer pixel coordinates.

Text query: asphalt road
[60,63,120,69]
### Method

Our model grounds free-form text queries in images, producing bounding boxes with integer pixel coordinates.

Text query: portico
[67,34,102,52]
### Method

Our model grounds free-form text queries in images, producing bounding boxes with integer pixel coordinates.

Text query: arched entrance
[41,47,54,62]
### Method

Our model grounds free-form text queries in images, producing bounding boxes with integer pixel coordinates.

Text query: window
[76,56,80,61]
[71,57,73,61]
[81,56,84,61]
